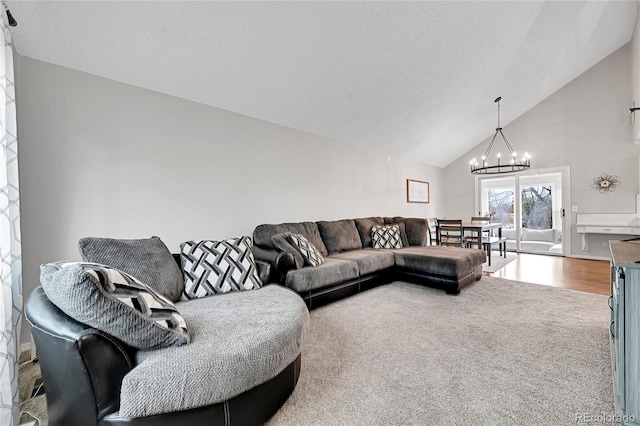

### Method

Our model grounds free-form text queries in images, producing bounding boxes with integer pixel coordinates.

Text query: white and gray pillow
[78,236,184,303]
[180,236,262,300]
[40,262,190,349]
[288,233,325,267]
[371,225,403,249]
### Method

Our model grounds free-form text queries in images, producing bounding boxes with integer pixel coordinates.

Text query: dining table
[461,222,504,266]
[461,222,503,249]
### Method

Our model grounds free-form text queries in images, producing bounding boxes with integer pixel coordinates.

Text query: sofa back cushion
[384,217,429,246]
[253,222,328,257]
[353,217,385,248]
[395,223,410,247]
[522,228,555,243]
[316,219,363,255]
[501,228,518,240]
[78,236,184,303]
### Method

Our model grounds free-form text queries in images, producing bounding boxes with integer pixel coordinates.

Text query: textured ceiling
[8,1,639,167]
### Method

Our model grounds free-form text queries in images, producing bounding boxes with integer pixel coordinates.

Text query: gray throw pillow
[180,236,262,300]
[40,262,191,349]
[78,236,184,303]
[271,232,304,269]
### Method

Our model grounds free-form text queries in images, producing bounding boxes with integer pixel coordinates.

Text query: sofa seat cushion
[392,246,485,277]
[330,249,395,275]
[119,285,309,418]
[285,258,359,292]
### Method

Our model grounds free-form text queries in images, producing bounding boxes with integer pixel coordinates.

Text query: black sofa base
[299,269,394,309]
[395,265,483,295]
[296,264,483,309]
[26,288,302,426]
[101,355,301,425]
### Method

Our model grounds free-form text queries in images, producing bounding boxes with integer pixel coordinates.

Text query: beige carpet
[269,278,613,425]
[19,277,613,425]
[18,351,46,426]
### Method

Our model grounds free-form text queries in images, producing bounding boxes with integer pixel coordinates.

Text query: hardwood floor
[485,252,610,295]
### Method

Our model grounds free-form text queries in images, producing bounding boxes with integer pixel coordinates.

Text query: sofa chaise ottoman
[392,245,485,292]
[253,216,486,307]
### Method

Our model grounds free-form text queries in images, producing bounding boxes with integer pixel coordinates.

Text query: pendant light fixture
[470,97,530,174]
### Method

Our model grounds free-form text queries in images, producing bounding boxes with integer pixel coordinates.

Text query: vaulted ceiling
[8,1,639,167]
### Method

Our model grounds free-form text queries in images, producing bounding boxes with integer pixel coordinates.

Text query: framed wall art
[407,179,429,203]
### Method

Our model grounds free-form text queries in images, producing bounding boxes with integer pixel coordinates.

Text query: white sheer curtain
[0,17,21,426]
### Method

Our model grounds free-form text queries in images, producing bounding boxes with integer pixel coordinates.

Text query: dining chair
[466,216,506,266]
[471,216,491,224]
[427,217,438,245]
[436,219,464,247]
[465,216,491,247]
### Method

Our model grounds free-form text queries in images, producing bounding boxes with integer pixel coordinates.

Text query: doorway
[476,167,569,256]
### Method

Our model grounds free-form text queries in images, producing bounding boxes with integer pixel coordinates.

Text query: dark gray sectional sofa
[253,217,486,307]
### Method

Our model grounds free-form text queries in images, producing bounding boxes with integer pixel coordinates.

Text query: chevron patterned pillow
[371,225,403,249]
[180,236,262,300]
[40,262,190,349]
[288,233,325,267]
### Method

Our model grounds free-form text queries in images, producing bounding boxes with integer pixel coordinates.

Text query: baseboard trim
[19,335,36,361]
[567,254,609,261]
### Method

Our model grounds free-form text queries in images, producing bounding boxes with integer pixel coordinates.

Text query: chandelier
[470,97,530,174]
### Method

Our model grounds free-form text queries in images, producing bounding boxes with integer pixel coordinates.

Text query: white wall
[15,56,443,343]
[444,43,636,259]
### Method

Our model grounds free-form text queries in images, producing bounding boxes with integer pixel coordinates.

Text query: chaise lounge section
[253,216,486,307]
